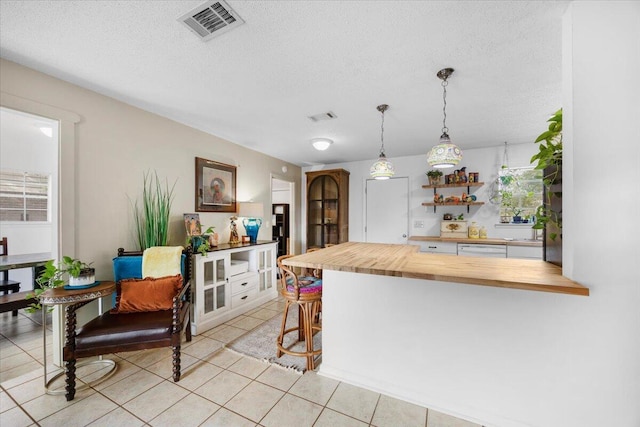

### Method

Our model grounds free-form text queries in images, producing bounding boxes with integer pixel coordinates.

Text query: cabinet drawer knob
[241,282,247,286]
[241,295,248,300]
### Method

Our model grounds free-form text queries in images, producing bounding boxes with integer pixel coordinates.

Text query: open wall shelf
[423,181,485,213]
[422,181,485,189]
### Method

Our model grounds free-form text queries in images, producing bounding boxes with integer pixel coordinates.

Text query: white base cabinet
[506,245,543,260]
[416,241,458,254]
[414,240,542,259]
[191,242,277,335]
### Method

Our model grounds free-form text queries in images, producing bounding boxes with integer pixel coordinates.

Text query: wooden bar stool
[276,255,322,370]
[1,237,22,316]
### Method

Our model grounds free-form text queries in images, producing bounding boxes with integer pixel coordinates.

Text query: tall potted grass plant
[132,171,176,250]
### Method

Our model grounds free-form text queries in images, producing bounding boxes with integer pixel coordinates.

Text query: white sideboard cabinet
[191,241,278,335]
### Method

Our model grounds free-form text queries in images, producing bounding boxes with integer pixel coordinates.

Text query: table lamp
[238,202,263,244]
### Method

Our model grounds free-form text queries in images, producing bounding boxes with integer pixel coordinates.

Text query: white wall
[302,142,539,249]
[560,1,639,426]
[322,270,597,427]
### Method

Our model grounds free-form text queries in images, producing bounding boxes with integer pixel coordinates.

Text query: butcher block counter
[283,242,587,296]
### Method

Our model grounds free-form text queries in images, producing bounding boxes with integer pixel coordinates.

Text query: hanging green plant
[530,109,562,240]
[132,170,177,250]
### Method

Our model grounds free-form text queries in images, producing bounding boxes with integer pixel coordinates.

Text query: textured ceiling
[0,0,568,167]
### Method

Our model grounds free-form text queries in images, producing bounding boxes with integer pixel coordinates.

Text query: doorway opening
[271,176,295,257]
[0,107,59,289]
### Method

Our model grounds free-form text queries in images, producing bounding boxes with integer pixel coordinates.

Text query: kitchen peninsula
[282,242,589,427]
[284,242,586,296]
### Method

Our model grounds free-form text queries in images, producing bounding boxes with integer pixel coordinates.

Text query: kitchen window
[497,167,543,222]
[0,170,50,222]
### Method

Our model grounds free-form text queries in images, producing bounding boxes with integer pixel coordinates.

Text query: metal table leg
[43,299,117,395]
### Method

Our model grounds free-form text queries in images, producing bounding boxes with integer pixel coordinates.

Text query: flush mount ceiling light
[311,138,333,151]
[427,68,463,169]
[370,104,395,180]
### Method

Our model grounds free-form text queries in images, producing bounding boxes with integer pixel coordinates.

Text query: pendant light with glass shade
[370,104,395,180]
[427,68,463,168]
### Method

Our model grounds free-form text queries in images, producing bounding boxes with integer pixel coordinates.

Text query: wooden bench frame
[0,291,34,314]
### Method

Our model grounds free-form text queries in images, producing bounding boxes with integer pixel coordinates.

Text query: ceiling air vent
[308,111,338,122]
[178,0,244,42]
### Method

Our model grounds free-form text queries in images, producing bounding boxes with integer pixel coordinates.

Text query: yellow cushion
[142,246,183,278]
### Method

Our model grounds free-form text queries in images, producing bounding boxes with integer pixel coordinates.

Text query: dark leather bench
[0,291,33,314]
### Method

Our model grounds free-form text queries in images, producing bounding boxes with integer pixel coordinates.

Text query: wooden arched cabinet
[305,169,350,249]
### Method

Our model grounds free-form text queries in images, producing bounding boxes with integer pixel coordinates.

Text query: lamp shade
[238,202,263,218]
[370,154,395,180]
[427,134,462,169]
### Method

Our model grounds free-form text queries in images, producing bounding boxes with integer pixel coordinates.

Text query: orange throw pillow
[112,274,183,313]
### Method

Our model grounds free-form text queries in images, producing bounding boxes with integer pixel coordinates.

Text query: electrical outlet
[414,220,424,228]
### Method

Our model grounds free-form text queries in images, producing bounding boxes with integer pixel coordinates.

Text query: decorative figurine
[229,216,240,244]
[447,173,455,184]
[458,167,468,183]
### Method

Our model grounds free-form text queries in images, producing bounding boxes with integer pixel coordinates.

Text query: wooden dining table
[0,252,54,289]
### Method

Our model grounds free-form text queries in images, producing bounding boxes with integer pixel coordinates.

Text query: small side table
[39,281,117,395]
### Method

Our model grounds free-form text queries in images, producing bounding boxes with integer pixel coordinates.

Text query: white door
[365,177,409,244]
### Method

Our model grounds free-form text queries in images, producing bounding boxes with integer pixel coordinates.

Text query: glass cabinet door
[258,247,274,292]
[202,254,228,315]
[308,175,339,248]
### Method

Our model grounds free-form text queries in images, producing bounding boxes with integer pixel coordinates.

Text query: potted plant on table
[27,256,95,312]
[426,170,443,186]
[511,207,523,223]
[187,226,217,256]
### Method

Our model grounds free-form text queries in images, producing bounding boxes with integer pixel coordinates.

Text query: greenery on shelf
[530,108,563,240]
[426,169,444,185]
[186,226,216,256]
[27,256,94,312]
[500,190,523,218]
[132,170,177,250]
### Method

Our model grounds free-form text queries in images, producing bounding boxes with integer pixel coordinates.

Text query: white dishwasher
[457,244,507,258]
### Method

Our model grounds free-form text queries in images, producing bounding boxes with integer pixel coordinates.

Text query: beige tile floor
[0,298,483,427]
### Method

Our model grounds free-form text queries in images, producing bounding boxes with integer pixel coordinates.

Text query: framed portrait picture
[195,157,237,213]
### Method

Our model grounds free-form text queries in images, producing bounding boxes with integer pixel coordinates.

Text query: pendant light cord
[502,141,509,169]
[380,108,386,156]
[441,79,449,134]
